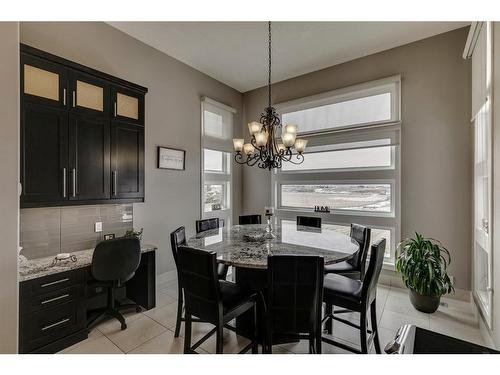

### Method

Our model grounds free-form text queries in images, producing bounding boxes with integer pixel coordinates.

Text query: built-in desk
[18,245,157,354]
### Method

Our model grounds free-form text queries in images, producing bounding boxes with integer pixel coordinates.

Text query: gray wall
[242,28,472,290]
[20,22,244,276]
[0,22,19,353]
[20,204,133,260]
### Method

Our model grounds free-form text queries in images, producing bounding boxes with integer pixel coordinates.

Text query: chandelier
[232,21,307,170]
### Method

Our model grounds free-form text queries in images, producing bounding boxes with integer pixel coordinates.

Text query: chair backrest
[91,237,141,283]
[169,226,186,270]
[347,223,371,276]
[239,214,262,225]
[267,255,324,335]
[196,218,220,234]
[177,245,221,323]
[296,216,322,228]
[361,238,386,305]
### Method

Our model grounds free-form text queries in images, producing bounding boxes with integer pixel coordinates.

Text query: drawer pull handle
[41,293,70,305]
[41,318,70,331]
[41,278,70,288]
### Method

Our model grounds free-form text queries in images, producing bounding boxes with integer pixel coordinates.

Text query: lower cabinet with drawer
[19,269,87,354]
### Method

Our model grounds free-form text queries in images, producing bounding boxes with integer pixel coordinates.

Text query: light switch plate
[95,221,103,233]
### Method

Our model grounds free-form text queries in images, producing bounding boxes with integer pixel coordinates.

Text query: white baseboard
[157,269,177,286]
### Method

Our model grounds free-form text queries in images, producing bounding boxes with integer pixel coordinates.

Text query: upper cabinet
[112,86,145,125]
[20,44,147,208]
[22,54,68,109]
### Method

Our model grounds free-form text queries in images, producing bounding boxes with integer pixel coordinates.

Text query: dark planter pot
[409,289,440,313]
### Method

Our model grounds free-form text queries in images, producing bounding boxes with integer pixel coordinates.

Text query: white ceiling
[108,22,469,92]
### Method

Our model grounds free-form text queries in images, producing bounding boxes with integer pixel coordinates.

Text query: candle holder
[264,206,275,239]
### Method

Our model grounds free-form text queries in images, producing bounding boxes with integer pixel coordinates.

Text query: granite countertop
[18,244,157,282]
[186,223,359,269]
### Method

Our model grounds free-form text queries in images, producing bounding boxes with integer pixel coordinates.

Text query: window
[280,183,391,213]
[201,97,236,225]
[273,76,401,265]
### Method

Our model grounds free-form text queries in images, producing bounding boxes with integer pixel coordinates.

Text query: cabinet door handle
[62,168,67,198]
[41,318,70,331]
[41,293,70,305]
[63,88,66,106]
[72,91,76,108]
[41,277,70,288]
[114,102,117,117]
[112,170,117,196]
[72,168,76,197]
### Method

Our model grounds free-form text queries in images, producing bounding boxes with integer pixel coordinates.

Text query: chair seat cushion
[219,280,252,313]
[323,273,363,304]
[324,260,356,274]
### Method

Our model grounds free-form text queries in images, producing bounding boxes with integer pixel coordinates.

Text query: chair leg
[309,334,315,354]
[184,312,192,354]
[107,309,127,330]
[216,321,224,354]
[325,303,333,334]
[370,300,381,354]
[360,310,368,354]
[252,303,258,354]
[174,286,183,337]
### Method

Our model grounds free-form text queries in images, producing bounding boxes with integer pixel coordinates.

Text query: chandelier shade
[233,21,307,170]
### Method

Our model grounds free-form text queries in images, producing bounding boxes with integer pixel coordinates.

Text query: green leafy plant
[124,228,143,241]
[396,232,454,297]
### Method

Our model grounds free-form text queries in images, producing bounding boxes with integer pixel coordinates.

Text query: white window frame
[272,76,401,266]
[201,97,236,227]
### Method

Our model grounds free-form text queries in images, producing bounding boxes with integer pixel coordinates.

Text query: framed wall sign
[157,146,186,170]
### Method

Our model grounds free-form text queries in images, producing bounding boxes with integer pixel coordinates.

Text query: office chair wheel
[121,322,127,330]
[136,306,142,313]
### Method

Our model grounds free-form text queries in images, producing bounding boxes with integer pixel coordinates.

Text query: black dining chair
[170,227,229,337]
[196,218,223,233]
[324,223,371,279]
[264,255,324,354]
[194,219,229,280]
[322,238,386,354]
[87,237,142,332]
[296,216,322,228]
[178,245,259,354]
[239,214,262,225]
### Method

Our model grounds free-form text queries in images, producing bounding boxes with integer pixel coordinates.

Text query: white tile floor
[59,281,485,354]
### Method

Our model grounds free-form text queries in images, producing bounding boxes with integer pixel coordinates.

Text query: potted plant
[124,228,143,241]
[395,232,454,313]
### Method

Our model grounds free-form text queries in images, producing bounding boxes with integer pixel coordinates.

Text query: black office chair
[194,219,229,279]
[239,214,262,225]
[296,216,322,228]
[324,223,371,278]
[322,239,386,354]
[196,218,222,233]
[178,246,258,354]
[265,255,324,354]
[170,226,229,337]
[87,237,142,331]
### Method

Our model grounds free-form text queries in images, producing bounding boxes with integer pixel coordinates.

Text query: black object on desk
[385,324,499,354]
[18,247,156,354]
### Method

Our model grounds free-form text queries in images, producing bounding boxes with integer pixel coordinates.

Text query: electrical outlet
[94,221,103,233]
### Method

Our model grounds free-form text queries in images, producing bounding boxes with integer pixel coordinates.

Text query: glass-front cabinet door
[21,54,67,109]
[111,86,144,125]
[69,71,109,116]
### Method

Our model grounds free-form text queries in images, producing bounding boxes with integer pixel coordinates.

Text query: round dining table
[186,222,360,344]
[186,222,359,269]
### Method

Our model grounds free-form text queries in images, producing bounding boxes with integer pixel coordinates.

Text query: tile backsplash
[20,204,133,260]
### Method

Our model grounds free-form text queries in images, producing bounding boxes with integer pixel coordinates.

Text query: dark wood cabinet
[20,44,147,208]
[21,103,69,204]
[69,114,111,200]
[111,121,145,199]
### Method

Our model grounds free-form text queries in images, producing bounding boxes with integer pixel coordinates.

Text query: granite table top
[186,223,359,269]
[18,244,157,282]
